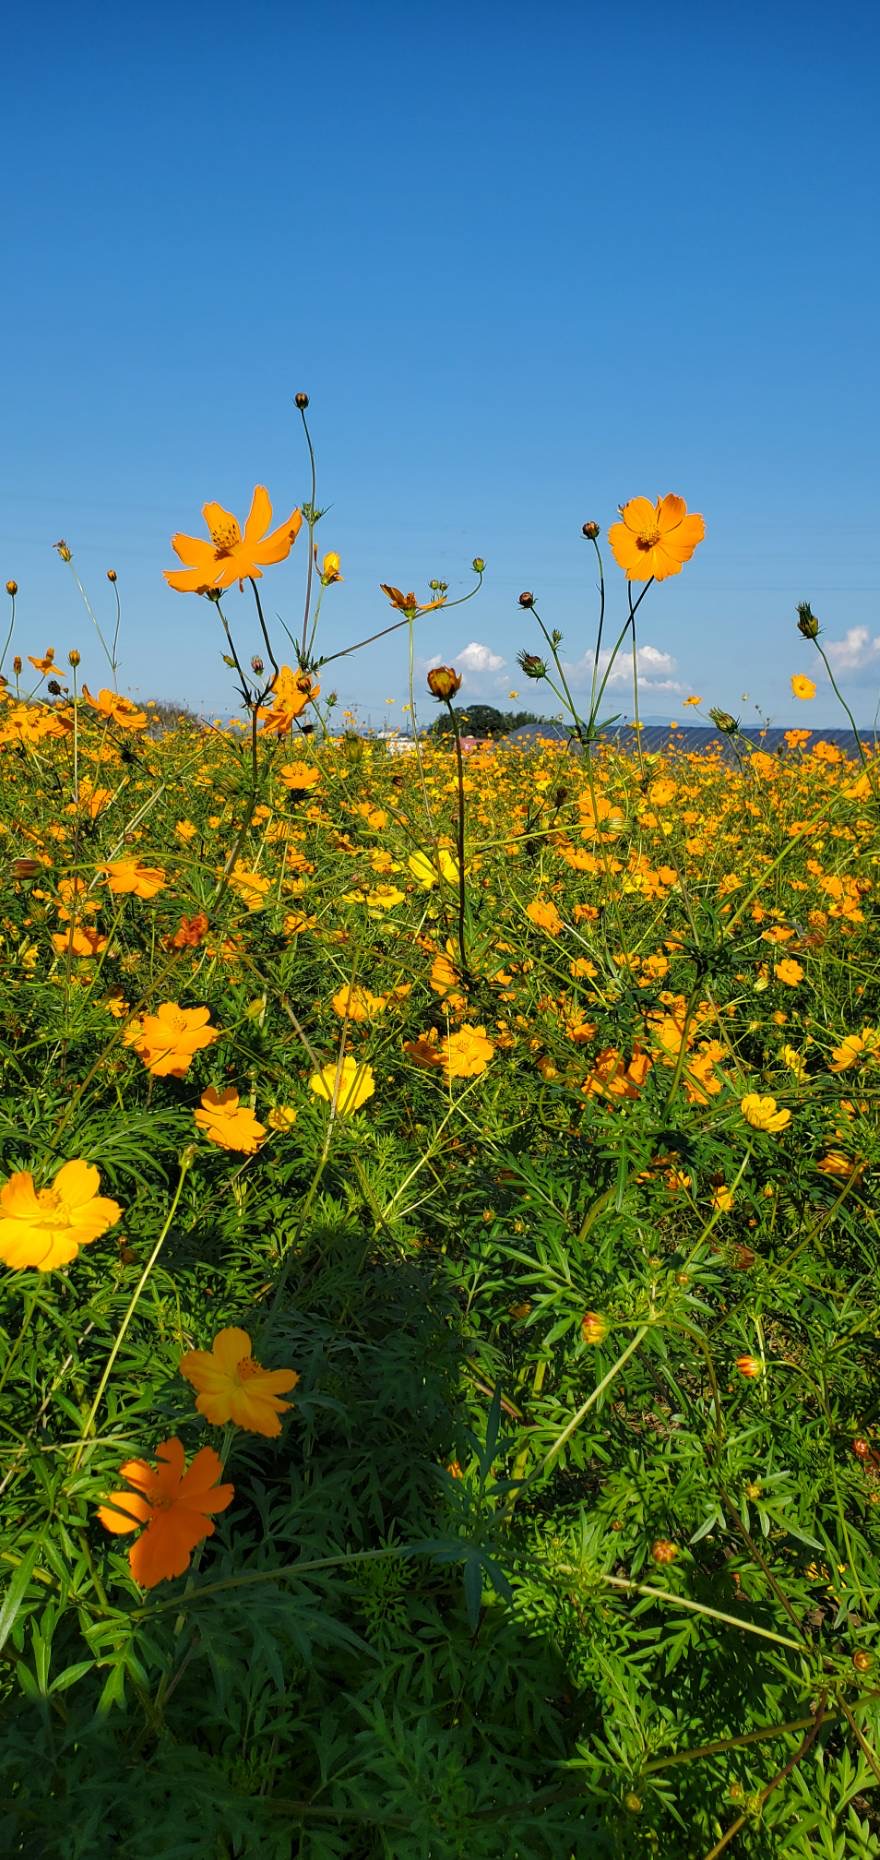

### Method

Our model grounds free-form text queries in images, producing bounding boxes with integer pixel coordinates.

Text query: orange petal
[201,502,241,546]
[165,566,217,594]
[243,486,273,543]
[170,532,217,568]
[656,513,705,561]
[211,1326,253,1376]
[252,509,303,567]
[655,494,688,533]
[129,1513,211,1587]
[619,497,658,535]
[97,1491,151,1534]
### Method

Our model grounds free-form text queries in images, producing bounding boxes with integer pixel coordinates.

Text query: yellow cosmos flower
[228,863,271,911]
[791,674,816,700]
[194,1088,266,1154]
[0,1160,122,1272]
[256,666,320,736]
[830,1030,879,1072]
[740,1093,791,1133]
[309,1054,376,1114]
[408,849,460,888]
[179,1327,299,1437]
[267,1105,298,1131]
[331,983,388,1022]
[608,495,705,583]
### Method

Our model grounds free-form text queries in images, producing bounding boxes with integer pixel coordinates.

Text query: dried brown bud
[12,655,22,676]
[518,590,535,608]
[47,678,62,695]
[294,391,310,409]
[427,665,462,701]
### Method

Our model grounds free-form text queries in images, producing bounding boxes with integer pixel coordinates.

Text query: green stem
[444,697,470,980]
[72,1153,193,1469]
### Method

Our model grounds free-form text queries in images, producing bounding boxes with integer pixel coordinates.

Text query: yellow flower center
[35,1187,69,1226]
[208,517,241,552]
[636,528,661,551]
[235,1355,264,1382]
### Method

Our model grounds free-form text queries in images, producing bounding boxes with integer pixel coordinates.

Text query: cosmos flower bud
[5,579,17,596]
[12,655,22,676]
[796,601,820,639]
[68,649,81,667]
[106,569,117,583]
[580,1310,608,1345]
[472,557,486,574]
[10,858,42,879]
[294,391,310,408]
[427,665,462,701]
[852,1650,873,1673]
[251,655,265,675]
[518,651,547,679]
[518,590,535,608]
[651,1539,679,1564]
[582,521,600,540]
[735,1353,762,1378]
[54,540,72,562]
[708,707,738,735]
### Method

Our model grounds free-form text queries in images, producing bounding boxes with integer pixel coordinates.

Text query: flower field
[2,421,880,1858]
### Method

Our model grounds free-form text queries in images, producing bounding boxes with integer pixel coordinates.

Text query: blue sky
[3,0,878,728]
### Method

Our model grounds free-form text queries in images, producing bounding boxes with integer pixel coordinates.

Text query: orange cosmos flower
[123,1002,220,1078]
[608,495,705,582]
[379,584,447,617]
[526,898,564,936]
[441,1025,496,1079]
[0,1159,122,1272]
[51,925,109,958]
[791,674,816,700]
[97,1437,234,1588]
[163,911,210,950]
[179,1326,299,1436]
[164,487,302,593]
[256,665,320,736]
[27,648,56,676]
[279,760,321,790]
[331,983,388,1022]
[99,858,166,899]
[194,1087,266,1154]
[81,686,148,730]
[774,958,804,986]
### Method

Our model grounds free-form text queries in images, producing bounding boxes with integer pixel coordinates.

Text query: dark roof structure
[505,723,869,759]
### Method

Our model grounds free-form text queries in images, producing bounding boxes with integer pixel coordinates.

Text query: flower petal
[243,485,273,543]
[619,497,658,535]
[252,509,303,567]
[170,532,218,568]
[97,1491,151,1535]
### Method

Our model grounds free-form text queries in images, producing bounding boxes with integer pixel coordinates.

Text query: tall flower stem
[0,585,15,677]
[443,696,470,981]
[72,1152,193,1470]
[298,403,318,664]
[249,578,279,679]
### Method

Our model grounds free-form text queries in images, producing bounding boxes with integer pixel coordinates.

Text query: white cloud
[823,627,880,673]
[566,641,684,694]
[425,640,507,688]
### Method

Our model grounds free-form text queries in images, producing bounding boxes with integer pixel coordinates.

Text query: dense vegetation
[1,423,878,1858]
